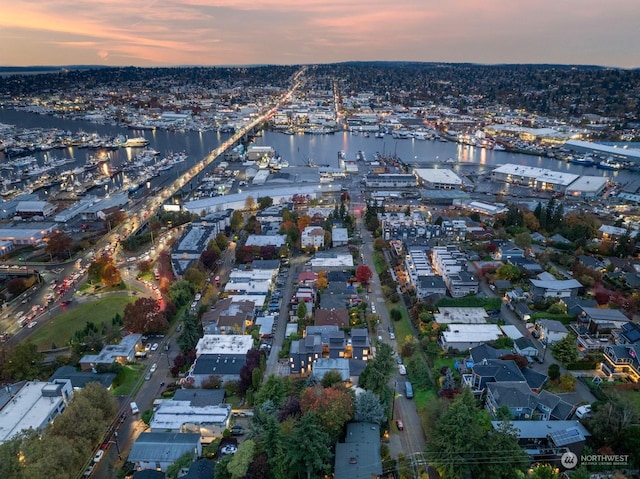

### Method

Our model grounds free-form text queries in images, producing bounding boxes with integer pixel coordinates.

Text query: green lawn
[29,295,135,351]
[373,251,387,275]
[414,388,437,410]
[433,356,464,372]
[112,363,146,396]
[387,302,414,349]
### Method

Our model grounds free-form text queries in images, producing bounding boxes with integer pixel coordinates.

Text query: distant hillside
[0,65,111,75]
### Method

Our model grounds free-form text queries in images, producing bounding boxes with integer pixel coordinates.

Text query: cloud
[0,0,638,67]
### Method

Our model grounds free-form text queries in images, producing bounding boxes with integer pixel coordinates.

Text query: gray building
[129,432,201,472]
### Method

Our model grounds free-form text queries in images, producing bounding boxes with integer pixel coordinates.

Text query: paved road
[359,217,426,458]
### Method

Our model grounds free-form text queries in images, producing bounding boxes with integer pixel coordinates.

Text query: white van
[130,402,139,414]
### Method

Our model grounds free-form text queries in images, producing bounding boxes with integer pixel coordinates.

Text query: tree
[426,389,528,479]
[558,373,577,391]
[199,249,219,270]
[244,195,256,211]
[355,265,373,284]
[254,374,288,408]
[6,277,27,297]
[551,334,579,366]
[123,297,168,334]
[528,464,559,479]
[320,370,344,388]
[300,385,354,442]
[257,196,273,210]
[514,232,532,249]
[1,342,44,381]
[227,439,255,479]
[354,390,386,425]
[283,412,332,479]
[215,232,229,250]
[45,230,73,259]
[296,301,307,321]
[495,263,521,281]
[101,262,122,287]
[230,210,244,232]
[168,280,195,308]
[390,308,402,322]
[548,363,561,381]
[184,266,207,291]
[373,237,387,251]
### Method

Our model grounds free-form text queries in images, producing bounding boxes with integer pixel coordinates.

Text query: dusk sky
[1,0,639,68]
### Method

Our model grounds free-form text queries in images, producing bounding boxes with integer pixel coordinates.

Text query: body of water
[1,109,639,201]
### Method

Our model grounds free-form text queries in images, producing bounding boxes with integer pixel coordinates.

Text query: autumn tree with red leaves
[124,297,168,334]
[300,384,354,442]
[356,265,373,285]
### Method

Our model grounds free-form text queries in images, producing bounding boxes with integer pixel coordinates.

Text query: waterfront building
[565,176,608,199]
[413,168,463,189]
[565,139,640,164]
[491,164,579,193]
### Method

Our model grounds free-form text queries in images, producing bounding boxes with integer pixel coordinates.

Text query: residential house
[494,241,524,261]
[49,365,116,391]
[601,344,640,382]
[463,359,526,397]
[513,302,533,322]
[578,255,605,272]
[301,226,326,249]
[514,337,539,358]
[150,401,231,444]
[616,322,640,346]
[201,298,255,334]
[78,334,143,371]
[312,358,350,383]
[350,328,371,361]
[493,420,591,464]
[415,275,447,300]
[334,422,382,479]
[529,278,582,301]
[579,307,630,330]
[184,335,254,387]
[536,319,569,345]
[331,227,349,247]
[128,432,201,472]
[440,324,503,351]
[177,459,215,479]
[485,382,574,420]
[315,308,349,329]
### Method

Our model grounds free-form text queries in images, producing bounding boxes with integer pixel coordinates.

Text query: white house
[536,319,569,345]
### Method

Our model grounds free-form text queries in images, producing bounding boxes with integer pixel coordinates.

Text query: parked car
[83,464,95,477]
[220,445,238,455]
[151,343,159,351]
[150,363,157,373]
[396,419,404,431]
[93,450,104,463]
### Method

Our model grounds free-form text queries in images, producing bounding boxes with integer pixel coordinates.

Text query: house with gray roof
[602,344,640,382]
[463,359,526,397]
[78,334,143,371]
[514,337,539,358]
[49,365,116,390]
[334,422,382,479]
[530,278,582,301]
[579,307,630,329]
[492,420,591,462]
[129,432,201,472]
[536,319,569,345]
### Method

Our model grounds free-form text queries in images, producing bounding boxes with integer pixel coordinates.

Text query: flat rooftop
[492,164,579,186]
[413,168,463,185]
[195,335,254,356]
[434,307,488,324]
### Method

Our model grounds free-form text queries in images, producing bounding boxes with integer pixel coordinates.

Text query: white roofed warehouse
[413,168,463,190]
[491,164,579,193]
[565,176,608,199]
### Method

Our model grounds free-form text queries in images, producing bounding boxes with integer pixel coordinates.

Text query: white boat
[374,131,385,139]
[119,136,149,147]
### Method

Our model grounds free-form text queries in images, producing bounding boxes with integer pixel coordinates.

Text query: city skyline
[1,0,640,68]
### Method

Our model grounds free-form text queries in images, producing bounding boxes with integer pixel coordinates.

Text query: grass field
[388,303,414,350]
[112,363,146,396]
[373,251,387,275]
[29,295,135,351]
